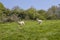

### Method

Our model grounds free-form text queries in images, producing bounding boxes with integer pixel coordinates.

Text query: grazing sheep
[36,18,42,24]
[18,21,25,26]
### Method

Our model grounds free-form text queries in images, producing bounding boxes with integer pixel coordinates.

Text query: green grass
[0,20,60,40]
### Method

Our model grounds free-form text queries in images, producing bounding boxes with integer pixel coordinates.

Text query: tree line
[0,2,60,22]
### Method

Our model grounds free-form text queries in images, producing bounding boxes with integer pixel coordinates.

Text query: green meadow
[0,20,60,40]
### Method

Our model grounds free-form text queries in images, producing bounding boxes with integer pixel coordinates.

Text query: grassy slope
[0,20,60,40]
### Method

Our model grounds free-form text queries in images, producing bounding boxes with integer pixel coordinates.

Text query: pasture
[0,20,60,40]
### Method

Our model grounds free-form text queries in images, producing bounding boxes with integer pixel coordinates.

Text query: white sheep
[36,18,42,24]
[18,21,25,26]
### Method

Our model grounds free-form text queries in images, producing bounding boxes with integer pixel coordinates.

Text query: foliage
[26,7,37,20]
[38,10,47,20]
[46,6,58,20]
[0,2,60,22]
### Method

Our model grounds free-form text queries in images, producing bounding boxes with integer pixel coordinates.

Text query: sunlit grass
[0,20,60,40]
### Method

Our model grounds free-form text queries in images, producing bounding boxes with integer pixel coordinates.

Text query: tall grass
[0,20,60,40]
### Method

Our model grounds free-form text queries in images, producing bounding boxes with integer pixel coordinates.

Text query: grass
[0,20,60,40]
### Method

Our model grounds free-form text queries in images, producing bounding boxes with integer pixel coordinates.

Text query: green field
[0,20,60,40]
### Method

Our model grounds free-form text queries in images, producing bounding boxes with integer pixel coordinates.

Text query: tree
[37,9,46,20]
[46,6,57,19]
[26,7,37,20]
[55,4,60,19]
[0,2,6,22]
[12,6,24,14]
[0,2,5,10]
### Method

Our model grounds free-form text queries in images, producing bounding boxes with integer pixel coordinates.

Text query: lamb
[17,21,25,26]
[36,18,42,24]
